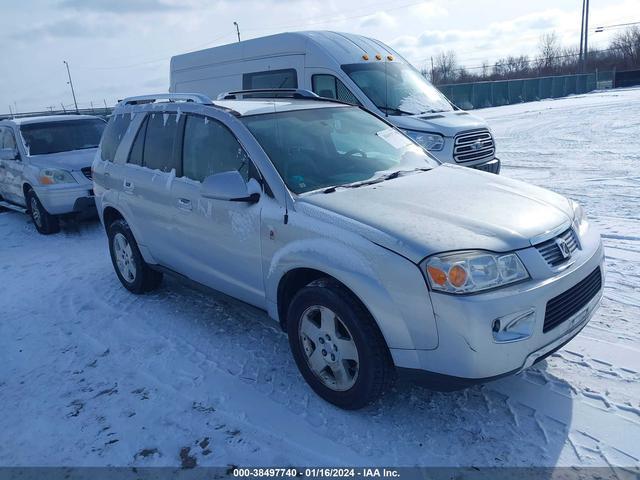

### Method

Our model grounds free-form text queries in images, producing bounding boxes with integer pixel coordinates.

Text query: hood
[299,165,573,263]
[28,148,97,171]
[390,110,488,137]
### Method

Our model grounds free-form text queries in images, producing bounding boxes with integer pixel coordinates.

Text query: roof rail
[120,93,213,106]
[217,89,321,100]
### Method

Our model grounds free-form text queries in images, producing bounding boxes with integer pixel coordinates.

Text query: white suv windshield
[21,119,106,155]
[242,106,438,194]
[342,63,453,115]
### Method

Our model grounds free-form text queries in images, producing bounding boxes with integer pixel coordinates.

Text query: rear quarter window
[101,114,133,162]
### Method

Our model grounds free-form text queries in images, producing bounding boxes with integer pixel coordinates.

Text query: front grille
[453,129,495,163]
[81,167,92,181]
[535,228,580,267]
[543,267,602,333]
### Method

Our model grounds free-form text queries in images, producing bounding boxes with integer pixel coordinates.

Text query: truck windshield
[342,63,453,115]
[242,106,438,194]
[21,118,106,155]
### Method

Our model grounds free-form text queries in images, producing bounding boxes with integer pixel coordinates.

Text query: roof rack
[217,89,322,100]
[119,93,213,106]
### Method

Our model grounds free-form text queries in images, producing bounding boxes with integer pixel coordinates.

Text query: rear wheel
[26,189,59,235]
[107,218,162,294]
[287,281,395,409]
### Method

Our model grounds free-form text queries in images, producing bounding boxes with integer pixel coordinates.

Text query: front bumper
[33,183,95,216]
[469,157,500,174]
[391,226,604,383]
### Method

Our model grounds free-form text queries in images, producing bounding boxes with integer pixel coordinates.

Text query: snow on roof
[2,115,102,126]
[212,98,348,116]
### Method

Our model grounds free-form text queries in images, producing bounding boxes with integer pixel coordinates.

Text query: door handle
[177,198,192,211]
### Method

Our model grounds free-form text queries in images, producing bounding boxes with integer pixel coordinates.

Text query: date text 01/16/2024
[232,468,401,478]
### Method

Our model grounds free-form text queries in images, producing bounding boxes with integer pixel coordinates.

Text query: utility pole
[63,60,79,113]
[579,0,586,72]
[430,56,435,84]
[233,21,241,42]
[583,0,590,73]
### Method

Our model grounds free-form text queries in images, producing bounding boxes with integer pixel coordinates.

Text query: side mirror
[201,171,260,203]
[0,148,19,161]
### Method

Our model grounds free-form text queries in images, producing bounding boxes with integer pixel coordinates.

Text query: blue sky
[1,0,637,113]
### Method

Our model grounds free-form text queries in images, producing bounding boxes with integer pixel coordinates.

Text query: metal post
[583,0,590,73]
[8,104,14,119]
[233,22,241,42]
[63,60,79,113]
[579,0,586,72]
[61,102,67,113]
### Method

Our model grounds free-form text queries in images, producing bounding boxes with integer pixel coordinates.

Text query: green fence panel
[437,73,602,109]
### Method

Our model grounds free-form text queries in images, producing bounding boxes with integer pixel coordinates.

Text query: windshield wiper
[376,105,414,116]
[321,168,429,193]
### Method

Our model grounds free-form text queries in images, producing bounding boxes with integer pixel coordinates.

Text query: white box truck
[170,31,500,173]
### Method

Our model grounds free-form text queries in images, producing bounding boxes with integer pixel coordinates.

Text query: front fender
[265,236,438,351]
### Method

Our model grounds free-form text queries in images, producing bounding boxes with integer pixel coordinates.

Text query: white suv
[0,115,105,234]
[93,92,604,409]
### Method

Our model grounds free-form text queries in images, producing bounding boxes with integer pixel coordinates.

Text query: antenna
[233,22,241,42]
[384,54,389,117]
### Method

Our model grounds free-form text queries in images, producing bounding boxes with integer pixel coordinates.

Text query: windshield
[242,106,438,194]
[21,119,106,155]
[342,62,453,115]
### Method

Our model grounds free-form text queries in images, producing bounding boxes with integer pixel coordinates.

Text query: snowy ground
[1,88,639,469]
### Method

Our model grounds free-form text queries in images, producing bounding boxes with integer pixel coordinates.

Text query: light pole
[583,0,590,72]
[63,60,79,113]
[234,21,241,42]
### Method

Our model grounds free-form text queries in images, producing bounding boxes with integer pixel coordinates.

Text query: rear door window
[142,113,181,175]
[243,69,298,89]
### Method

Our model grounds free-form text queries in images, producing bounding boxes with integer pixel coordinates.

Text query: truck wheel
[26,189,60,235]
[287,281,395,409]
[107,218,162,294]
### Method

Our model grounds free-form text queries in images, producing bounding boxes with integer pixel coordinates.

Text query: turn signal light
[427,266,447,286]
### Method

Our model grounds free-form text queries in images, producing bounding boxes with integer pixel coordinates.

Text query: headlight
[571,200,589,238]
[39,168,77,185]
[402,130,445,151]
[422,250,529,294]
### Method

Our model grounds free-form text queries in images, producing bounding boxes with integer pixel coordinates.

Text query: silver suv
[93,92,604,409]
[0,115,105,234]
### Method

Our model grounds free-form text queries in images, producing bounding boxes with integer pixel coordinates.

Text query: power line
[593,20,640,32]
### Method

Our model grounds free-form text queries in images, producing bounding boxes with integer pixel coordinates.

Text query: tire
[287,281,395,409]
[26,189,59,235]
[107,218,162,294]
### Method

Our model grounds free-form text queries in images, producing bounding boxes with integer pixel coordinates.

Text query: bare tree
[611,26,640,68]
[433,50,458,84]
[537,31,561,73]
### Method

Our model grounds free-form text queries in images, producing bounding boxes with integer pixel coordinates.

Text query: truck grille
[535,228,580,267]
[81,167,92,181]
[453,129,495,163]
[543,267,602,333]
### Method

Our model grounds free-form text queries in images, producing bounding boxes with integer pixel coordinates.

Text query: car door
[0,126,26,205]
[164,113,265,307]
[117,111,183,260]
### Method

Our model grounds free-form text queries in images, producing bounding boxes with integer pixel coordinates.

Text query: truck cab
[170,31,500,173]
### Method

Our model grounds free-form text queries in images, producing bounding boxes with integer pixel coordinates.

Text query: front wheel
[287,281,395,409]
[26,189,59,235]
[107,219,162,294]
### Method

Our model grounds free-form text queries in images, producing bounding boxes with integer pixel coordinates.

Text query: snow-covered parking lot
[1,88,639,470]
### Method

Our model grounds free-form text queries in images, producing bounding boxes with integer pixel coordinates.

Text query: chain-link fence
[437,72,614,110]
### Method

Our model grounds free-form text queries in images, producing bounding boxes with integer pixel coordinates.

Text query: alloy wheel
[299,305,359,391]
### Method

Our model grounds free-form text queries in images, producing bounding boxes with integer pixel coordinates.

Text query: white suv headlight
[402,130,445,151]
[39,168,77,185]
[422,250,529,294]
[571,200,589,238]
